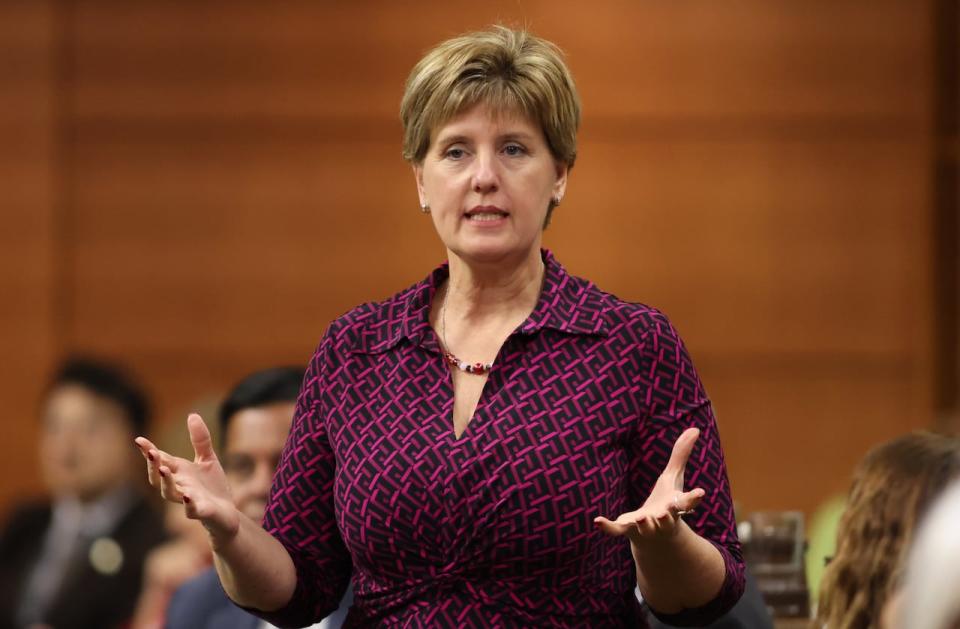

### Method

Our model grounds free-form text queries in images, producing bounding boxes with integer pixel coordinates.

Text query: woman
[816,432,960,629]
[135,26,744,627]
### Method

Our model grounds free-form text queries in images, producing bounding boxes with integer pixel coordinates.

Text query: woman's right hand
[134,413,240,543]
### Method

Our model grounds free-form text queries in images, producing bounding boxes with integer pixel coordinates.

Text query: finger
[157,465,183,503]
[184,492,226,524]
[152,449,182,476]
[636,514,658,537]
[134,438,160,485]
[134,436,157,454]
[677,487,705,513]
[654,509,679,536]
[182,493,202,520]
[187,413,216,462]
[594,515,627,537]
[663,427,700,478]
[595,513,645,538]
[146,450,161,487]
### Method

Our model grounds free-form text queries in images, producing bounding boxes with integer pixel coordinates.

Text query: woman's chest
[323,334,642,578]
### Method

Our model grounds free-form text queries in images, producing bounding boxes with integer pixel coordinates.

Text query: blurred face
[40,384,138,502]
[414,103,568,266]
[221,402,294,523]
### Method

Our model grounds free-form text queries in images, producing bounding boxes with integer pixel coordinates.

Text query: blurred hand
[134,413,239,542]
[594,427,705,546]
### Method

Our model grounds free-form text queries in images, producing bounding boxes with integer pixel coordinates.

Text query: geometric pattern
[259,250,744,628]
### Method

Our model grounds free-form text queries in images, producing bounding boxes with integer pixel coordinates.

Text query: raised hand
[134,413,240,542]
[594,427,705,546]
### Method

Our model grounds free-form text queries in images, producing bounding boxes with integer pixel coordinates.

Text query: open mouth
[465,206,509,222]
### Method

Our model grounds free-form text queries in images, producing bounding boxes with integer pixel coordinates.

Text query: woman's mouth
[465,206,509,222]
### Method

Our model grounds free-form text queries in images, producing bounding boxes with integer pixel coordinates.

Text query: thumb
[187,413,216,461]
[664,427,700,477]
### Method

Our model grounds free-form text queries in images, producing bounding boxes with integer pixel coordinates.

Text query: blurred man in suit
[0,357,167,629]
[165,367,351,629]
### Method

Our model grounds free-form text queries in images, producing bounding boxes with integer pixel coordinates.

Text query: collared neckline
[390,249,609,352]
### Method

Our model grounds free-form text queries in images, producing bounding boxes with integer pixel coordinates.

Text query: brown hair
[817,432,960,629]
[399,26,580,225]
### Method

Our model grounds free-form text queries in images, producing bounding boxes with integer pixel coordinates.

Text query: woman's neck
[443,249,545,323]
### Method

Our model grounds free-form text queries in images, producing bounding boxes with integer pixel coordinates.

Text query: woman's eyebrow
[499,132,535,142]
[435,133,471,146]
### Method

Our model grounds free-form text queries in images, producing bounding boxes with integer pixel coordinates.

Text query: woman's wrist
[631,520,725,612]
[205,506,244,553]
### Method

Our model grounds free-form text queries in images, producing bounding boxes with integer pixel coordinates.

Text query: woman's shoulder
[319,276,431,354]
[576,276,675,338]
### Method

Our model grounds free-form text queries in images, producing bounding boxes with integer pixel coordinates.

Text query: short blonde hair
[400,26,580,170]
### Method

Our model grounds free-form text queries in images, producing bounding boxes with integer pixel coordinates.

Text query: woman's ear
[553,161,569,202]
[413,164,426,207]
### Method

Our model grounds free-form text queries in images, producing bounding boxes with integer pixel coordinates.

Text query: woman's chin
[449,240,537,267]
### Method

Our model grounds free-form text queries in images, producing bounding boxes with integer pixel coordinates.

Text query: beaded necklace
[439,260,544,376]
[440,286,493,375]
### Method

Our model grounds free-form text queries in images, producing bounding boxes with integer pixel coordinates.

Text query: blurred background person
[164,366,350,629]
[893,479,960,629]
[129,502,212,629]
[816,432,960,629]
[0,358,167,629]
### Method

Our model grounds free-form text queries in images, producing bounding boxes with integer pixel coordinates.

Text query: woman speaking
[136,26,744,628]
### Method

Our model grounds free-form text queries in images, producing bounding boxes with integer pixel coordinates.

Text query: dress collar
[392,249,609,349]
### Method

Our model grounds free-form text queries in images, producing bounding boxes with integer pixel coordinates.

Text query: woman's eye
[444,147,466,160]
[503,144,526,156]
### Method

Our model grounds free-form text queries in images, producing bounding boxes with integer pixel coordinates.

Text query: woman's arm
[209,512,296,610]
[634,523,726,612]
[596,427,727,613]
[135,414,296,611]
[597,312,744,621]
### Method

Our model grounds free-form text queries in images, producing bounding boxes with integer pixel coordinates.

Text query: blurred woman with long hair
[817,432,960,629]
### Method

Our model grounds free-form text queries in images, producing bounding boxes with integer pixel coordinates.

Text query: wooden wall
[0,0,936,521]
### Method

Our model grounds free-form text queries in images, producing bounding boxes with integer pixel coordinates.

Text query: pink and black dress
[257,250,744,628]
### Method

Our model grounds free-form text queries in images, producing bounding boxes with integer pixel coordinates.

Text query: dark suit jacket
[166,567,352,629]
[0,494,167,629]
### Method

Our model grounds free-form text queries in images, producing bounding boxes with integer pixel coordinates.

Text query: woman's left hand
[594,427,705,546]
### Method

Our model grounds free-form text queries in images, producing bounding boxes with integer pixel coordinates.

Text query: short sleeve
[627,312,745,624]
[253,327,352,628]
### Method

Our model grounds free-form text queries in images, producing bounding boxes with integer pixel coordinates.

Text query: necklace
[440,285,493,375]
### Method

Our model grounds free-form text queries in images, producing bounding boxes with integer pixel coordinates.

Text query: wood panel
[0,1,936,524]
[70,0,926,121]
[0,1,58,516]
[705,360,925,516]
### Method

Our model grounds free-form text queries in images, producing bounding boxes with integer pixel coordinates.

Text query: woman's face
[414,103,568,266]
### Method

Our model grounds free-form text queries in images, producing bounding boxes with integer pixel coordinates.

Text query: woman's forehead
[431,103,541,141]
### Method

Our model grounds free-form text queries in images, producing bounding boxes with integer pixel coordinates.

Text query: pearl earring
[420,203,430,213]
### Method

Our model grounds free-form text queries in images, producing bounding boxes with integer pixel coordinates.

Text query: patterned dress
[257,250,744,628]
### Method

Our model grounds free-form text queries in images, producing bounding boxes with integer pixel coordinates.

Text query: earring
[552,196,562,207]
[420,202,430,213]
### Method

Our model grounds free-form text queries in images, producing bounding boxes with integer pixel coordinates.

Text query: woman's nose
[471,150,500,193]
